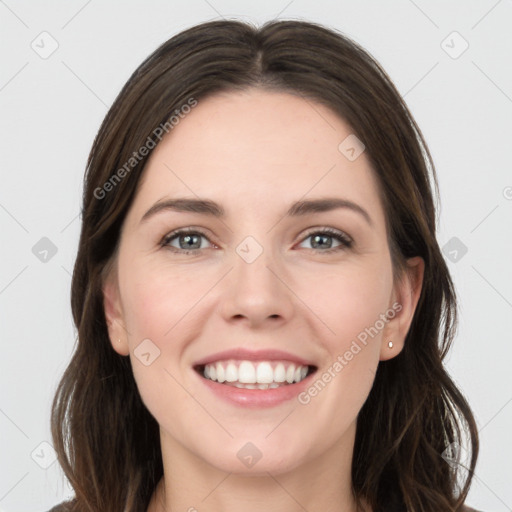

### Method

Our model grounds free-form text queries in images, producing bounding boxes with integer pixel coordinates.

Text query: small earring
[387,341,393,349]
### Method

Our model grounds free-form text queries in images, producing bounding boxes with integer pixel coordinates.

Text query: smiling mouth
[194,360,318,390]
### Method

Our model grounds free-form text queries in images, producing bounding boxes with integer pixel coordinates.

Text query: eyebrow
[140,197,373,226]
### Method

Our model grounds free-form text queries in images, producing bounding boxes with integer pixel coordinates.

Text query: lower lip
[195,369,315,408]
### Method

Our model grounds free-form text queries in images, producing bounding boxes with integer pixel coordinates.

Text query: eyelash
[160,227,353,255]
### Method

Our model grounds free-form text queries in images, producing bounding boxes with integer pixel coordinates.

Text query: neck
[147,422,370,512]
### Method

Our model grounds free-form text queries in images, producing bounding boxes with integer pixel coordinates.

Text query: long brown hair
[51,19,479,511]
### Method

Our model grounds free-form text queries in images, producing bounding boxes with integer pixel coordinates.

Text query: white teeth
[234,382,257,389]
[202,360,311,386]
[238,361,256,383]
[225,363,237,382]
[274,363,286,382]
[233,382,278,390]
[286,364,296,384]
[256,362,274,384]
[216,362,225,383]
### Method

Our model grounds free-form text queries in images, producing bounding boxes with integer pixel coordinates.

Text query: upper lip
[193,348,316,368]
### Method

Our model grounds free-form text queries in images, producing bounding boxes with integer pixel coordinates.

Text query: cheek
[304,258,393,351]
[296,268,389,438]
[118,262,210,432]
[120,258,210,340]
[116,254,200,386]
[296,259,392,408]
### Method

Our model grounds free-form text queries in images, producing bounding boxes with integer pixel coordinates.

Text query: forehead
[129,89,385,224]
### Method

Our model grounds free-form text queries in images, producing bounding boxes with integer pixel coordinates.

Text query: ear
[102,269,130,356]
[380,256,424,361]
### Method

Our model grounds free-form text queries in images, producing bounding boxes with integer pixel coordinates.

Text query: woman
[49,19,481,512]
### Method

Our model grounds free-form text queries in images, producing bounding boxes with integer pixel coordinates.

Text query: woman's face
[104,89,423,475]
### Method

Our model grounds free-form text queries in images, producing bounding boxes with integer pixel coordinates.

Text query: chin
[197,436,311,476]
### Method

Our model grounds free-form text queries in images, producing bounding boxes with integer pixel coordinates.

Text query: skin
[103,89,424,512]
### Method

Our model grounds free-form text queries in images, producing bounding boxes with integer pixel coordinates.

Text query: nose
[218,239,295,328]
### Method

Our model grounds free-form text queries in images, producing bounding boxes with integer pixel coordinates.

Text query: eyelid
[300,226,353,244]
[160,226,218,249]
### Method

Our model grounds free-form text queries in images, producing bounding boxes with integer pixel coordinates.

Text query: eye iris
[311,234,333,249]
[181,234,201,249]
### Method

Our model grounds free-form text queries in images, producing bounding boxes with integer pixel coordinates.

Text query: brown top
[47,502,73,512]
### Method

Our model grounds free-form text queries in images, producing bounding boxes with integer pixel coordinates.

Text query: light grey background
[1,1,511,511]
